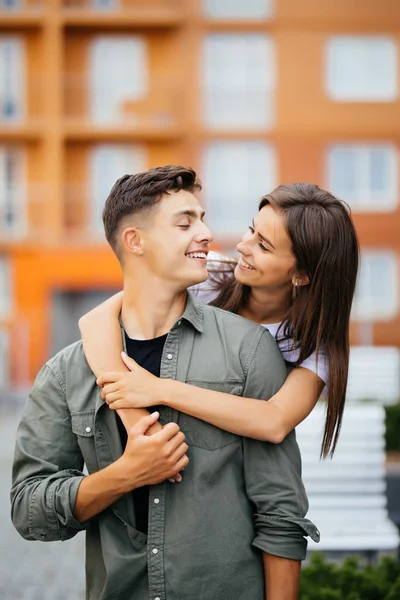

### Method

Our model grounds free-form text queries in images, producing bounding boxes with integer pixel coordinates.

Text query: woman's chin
[234,263,254,284]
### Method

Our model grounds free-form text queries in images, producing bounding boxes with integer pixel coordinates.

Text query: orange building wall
[1,0,400,383]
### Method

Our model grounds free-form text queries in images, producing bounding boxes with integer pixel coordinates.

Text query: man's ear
[292,272,310,288]
[121,227,144,256]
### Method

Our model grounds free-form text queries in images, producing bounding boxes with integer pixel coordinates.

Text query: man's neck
[121,276,187,340]
[239,286,291,325]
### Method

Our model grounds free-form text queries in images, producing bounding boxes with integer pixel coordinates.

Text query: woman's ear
[121,227,144,256]
[292,272,310,288]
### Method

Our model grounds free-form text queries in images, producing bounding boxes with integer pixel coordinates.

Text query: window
[0,0,21,9]
[203,0,273,19]
[0,146,26,236]
[0,36,24,121]
[346,346,400,405]
[0,328,9,390]
[0,256,12,317]
[89,36,147,124]
[203,141,276,236]
[91,0,117,10]
[326,36,398,101]
[89,144,147,235]
[327,144,398,212]
[202,34,275,129]
[352,252,398,321]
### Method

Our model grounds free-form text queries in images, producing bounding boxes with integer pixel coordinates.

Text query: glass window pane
[352,252,398,321]
[90,144,147,235]
[202,34,275,129]
[327,144,398,211]
[326,36,398,101]
[0,37,24,122]
[89,36,148,124]
[203,0,273,19]
[0,145,25,235]
[0,256,12,317]
[0,327,10,390]
[203,141,276,236]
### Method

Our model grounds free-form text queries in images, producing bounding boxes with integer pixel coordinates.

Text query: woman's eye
[258,242,269,252]
[178,224,190,229]
[248,225,255,234]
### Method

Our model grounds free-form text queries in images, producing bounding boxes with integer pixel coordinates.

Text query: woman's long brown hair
[210,183,360,458]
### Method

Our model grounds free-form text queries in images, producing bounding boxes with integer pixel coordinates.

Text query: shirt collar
[118,291,204,339]
[178,292,204,333]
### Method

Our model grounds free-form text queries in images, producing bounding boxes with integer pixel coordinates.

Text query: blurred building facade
[1,0,400,386]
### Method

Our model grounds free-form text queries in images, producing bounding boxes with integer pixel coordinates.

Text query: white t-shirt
[189,252,329,384]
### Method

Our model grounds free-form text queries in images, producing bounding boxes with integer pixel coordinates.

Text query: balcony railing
[1,182,124,243]
[0,75,46,126]
[63,0,182,12]
[0,0,43,13]
[64,75,183,133]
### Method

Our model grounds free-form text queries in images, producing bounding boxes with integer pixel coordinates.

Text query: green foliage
[300,554,400,600]
[385,403,400,452]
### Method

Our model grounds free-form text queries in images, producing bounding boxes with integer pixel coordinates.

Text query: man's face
[136,189,213,290]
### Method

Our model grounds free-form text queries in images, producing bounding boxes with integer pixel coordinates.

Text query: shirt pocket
[71,409,98,473]
[178,380,244,451]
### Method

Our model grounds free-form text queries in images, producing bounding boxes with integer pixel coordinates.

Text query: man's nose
[196,222,213,245]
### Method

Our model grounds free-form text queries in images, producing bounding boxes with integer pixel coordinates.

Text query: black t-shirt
[116,332,167,535]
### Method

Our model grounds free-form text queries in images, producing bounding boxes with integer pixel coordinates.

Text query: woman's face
[234,204,297,292]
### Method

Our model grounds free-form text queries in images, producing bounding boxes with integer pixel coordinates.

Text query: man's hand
[97,352,163,410]
[73,412,189,524]
[119,412,189,488]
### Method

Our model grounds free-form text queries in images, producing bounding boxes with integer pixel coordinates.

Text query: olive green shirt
[11,294,319,600]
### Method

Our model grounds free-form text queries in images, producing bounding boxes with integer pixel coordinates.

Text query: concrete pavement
[0,409,85,600]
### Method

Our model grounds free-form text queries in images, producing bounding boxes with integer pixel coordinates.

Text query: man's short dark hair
[102,165,202,256]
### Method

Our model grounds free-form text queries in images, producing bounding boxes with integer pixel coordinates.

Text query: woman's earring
[292,281,298,300]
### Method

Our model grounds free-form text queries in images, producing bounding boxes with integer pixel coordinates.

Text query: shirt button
[85,426,92,433]
[177,320,182,325]
[166,353,173,360]
[153,498,160,504]
[152,548,159,555]
[155,597,161,600]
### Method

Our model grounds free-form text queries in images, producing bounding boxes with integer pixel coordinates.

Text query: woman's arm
[78,291,124,375]
[100,354,325,443]
[78,291,153,434]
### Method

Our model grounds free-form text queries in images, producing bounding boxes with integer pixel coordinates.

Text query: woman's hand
[97,352,163,410]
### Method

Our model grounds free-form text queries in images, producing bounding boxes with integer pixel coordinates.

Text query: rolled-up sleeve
[242,328,320,561]
[11,363,87,542]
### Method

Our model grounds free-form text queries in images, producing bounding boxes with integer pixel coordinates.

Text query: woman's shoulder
[266,322,329,385]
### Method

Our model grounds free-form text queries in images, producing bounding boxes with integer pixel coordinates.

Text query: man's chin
[185,265,209,288]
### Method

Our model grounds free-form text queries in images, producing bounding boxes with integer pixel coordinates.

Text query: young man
[11,166,318,600]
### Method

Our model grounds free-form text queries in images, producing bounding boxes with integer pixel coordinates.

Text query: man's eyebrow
[252,218,275,249]
[174,209,206,220]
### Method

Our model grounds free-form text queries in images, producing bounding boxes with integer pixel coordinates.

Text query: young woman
[80,183,359,458]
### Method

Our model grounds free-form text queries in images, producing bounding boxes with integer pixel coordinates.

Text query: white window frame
[325,36,398,102]
[326,144,398,212]
[202,141,277,237]
[89,36,147,124]
[0,36,25,122]
[202,34,275,130]
[203,0,273,20]
[352,251,398,321]
[0,145,27,237]
[89,144,147,236]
